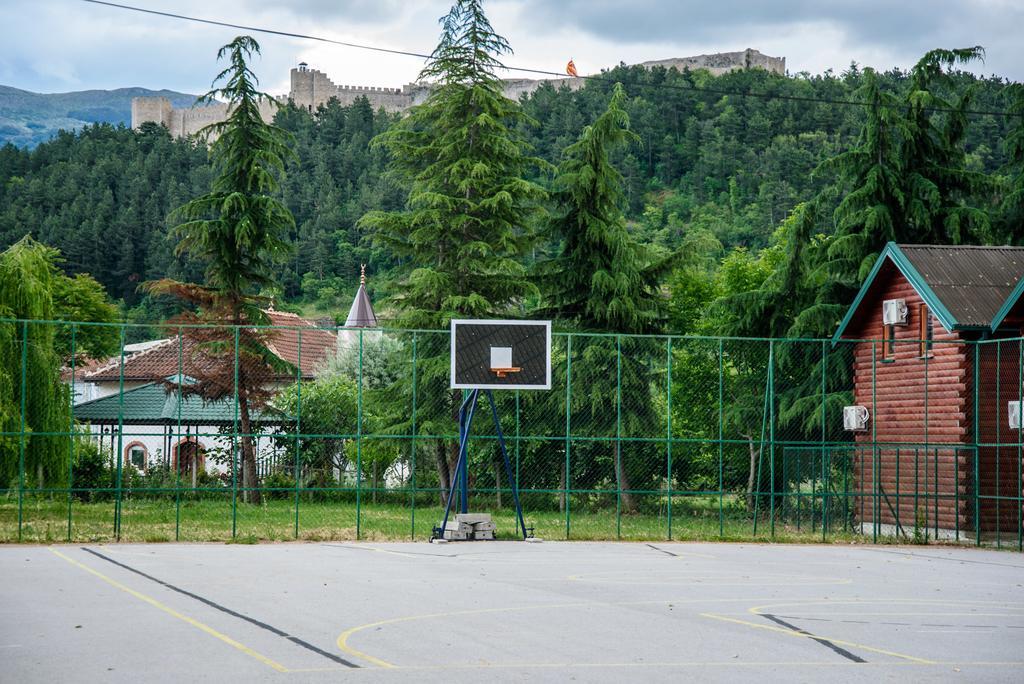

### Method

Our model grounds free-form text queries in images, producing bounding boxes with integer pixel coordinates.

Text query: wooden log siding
[847,266,974,533]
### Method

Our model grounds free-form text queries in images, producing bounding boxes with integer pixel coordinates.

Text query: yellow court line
[335,605,547,668]
[699,612,935,664]
[49,549,289,673]
[337,600,641,668]
[746,598,1024,620]
[337,596,838,669]
[292,659,1024,673]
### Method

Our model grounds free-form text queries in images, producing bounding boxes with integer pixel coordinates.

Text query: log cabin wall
[845,264,973,534]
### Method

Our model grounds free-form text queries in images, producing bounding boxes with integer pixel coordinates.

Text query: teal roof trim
[831,242,960,346]
[989,275,1024,332]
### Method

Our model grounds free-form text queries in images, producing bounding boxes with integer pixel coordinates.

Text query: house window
[881,322,896,361]
[918,303,933,357]
[127,444,147,470]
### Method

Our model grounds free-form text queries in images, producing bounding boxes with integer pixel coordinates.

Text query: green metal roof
[832,242,1024,345]
[73,380,286,425]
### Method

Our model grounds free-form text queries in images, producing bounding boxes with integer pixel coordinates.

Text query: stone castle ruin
[132,49,785,139]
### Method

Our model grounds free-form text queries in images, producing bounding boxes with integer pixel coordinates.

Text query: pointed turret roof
[344,265,378,328]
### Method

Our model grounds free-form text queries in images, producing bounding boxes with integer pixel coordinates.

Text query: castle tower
[290,64,316,110]
[131,96,173,131]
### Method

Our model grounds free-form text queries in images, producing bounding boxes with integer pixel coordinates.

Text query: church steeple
[345,264,377,328]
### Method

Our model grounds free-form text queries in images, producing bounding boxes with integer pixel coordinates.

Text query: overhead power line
[81,0,1019,118]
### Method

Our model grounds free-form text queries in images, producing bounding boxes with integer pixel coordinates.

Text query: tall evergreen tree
[537,84,672,512]
[1000,82,1024,243]
[820,68,906,293]
[146,36,296,504]
[359,0,546,498]
[538,83,668,333]
[900,47,990,244]
[361,0,545,328]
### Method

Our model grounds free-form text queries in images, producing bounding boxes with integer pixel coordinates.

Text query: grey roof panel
[74,381,283,425]
[344,283,378,328]
[898,245,1024,327]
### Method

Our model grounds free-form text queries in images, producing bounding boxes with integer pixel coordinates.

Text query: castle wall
[290,67,416,112]
[131,97,279,139]
[133,50,785,137]
[642,49,785,77]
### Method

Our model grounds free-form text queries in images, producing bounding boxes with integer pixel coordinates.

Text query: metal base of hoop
[432,388,531,541]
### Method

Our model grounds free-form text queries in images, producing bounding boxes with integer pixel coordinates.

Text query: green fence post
[175,327,183,541]
[973,342,980,546]
[871,339,878,543]
[1017,339,1022,552]
[925,347,934,540]
[231,325,239,539]
[616,335,622,540]
[820,340,827,542]
[114,326,126,540]
[666,337,673,541]
[564,334,572,540]
[17,321,28,541]
[752,362,770,536]
[293,329,302,539]
[996,341,1002,547]
[718,338,724,538]
[896,447,902,536]
[410,333,417,540]
[515,389,520,536]
[66,323,77,541]
[356,329,363,540]
[769,339,775,540]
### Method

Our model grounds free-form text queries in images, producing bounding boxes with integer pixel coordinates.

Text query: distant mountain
[0,85,198,148]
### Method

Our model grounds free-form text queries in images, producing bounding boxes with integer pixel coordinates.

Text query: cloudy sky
[1,0,1021,95]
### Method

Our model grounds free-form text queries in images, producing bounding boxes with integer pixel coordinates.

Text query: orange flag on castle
[566,59,578,77]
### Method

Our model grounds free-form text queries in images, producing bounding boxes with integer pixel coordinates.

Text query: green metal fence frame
[1,318,1022,549]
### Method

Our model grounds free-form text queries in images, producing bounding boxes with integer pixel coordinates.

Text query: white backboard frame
[450,319,552,390]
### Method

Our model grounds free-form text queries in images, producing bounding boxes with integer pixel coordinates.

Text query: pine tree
[901,47,990,244]
[820,68,906,292]
[1000,82,1024,243]
[359,0,546,499]
[537,84,672,512]
[538,83,668,333]
[146,36,296,504]
[360,0,546,328]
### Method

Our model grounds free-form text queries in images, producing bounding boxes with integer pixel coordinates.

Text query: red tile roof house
[70,310,338,480]
[833,243,1024,541]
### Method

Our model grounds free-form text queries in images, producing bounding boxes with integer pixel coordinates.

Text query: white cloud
[0,0,1019,96]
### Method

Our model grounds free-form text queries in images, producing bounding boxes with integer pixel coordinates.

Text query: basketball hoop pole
[436,389,529,540]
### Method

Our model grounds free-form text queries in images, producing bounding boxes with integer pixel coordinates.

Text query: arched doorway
[172,439,206,487]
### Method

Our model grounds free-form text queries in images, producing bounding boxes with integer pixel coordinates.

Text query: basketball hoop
[491,367,522,378]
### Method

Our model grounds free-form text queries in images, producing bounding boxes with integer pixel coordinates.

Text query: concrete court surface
[1,541,1023,683]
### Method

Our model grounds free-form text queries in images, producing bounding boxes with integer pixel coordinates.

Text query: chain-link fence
[2,319,1022,548]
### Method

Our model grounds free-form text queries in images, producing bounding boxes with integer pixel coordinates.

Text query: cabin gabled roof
[832,242,1024,344]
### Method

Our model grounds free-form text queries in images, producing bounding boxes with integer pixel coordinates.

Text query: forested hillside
[0,60,1019,330]
[0,84,197,148]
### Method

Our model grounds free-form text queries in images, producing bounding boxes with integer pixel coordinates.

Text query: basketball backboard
[450,319,551,390]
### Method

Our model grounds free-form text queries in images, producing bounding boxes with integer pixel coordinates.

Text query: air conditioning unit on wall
[1010,401,1022,430]
[882,298,909,325]
[843,405,870,431]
